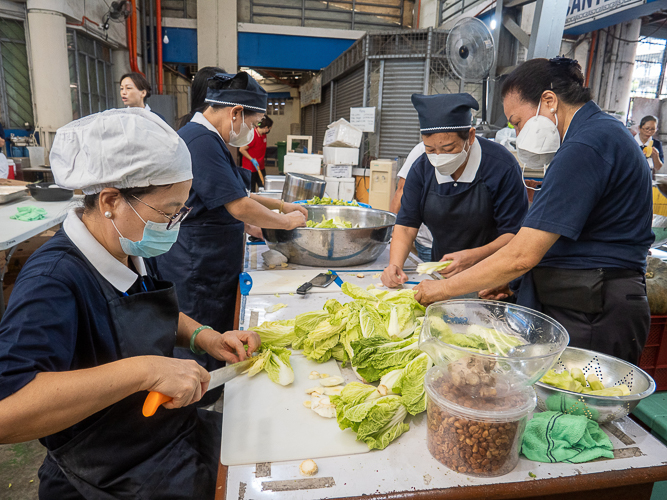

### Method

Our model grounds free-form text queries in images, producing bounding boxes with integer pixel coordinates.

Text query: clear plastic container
[419,299,569,393]
[425,364,536,477]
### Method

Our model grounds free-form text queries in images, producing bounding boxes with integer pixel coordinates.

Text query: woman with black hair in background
[240,115,273,191]
[155,72,307,405]
[176,66,225,130]
[413,57,653,364]
[120,72,167,122]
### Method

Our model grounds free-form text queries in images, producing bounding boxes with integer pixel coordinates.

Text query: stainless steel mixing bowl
[262,206,396,267]
[534,347,656,423]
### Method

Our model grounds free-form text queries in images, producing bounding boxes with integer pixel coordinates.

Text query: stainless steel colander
[534,347,656,423]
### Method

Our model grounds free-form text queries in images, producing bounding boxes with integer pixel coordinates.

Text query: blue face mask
[112,202,180,258]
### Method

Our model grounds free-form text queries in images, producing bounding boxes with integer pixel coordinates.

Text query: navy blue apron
[40,250,220,500]
[165,220,245,347]
[422,173,498,261]
[155,132,247,383]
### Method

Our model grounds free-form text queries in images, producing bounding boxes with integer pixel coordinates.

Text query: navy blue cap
[411,93,479,133]
[205,72,268,113]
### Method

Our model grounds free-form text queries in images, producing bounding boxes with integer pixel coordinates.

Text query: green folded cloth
[10,206,47,221]
[521,411,614,463]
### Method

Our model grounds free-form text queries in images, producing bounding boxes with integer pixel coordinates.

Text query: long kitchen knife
[142,356,256,417]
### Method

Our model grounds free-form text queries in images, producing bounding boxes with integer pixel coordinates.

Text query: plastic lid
[425,365,536,422]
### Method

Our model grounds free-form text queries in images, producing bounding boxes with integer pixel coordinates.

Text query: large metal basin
[262,206,396,267]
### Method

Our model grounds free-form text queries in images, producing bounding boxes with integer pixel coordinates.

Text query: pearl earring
[550,108,556,114]
[104,211,112,219]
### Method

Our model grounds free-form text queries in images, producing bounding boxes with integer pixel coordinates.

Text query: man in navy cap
[382,92,528,288]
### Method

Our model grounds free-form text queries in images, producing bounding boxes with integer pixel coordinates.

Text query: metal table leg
[0,245,17,319]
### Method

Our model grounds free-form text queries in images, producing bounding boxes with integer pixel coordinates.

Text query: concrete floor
[0,441,45,500]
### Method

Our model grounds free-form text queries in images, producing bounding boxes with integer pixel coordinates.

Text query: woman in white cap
[0,108,259,498]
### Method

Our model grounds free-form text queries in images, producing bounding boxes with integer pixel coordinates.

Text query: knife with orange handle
[142,356,257,417]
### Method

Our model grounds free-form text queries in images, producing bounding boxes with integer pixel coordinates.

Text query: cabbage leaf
[251,319,295,347]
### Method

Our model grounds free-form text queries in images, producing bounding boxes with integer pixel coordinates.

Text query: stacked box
[325,164,353,178]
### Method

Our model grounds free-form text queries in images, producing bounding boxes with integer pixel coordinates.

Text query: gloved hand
[250,158,260,170]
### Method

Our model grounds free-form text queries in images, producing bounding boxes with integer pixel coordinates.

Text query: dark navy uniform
[517,100,654,363]
[0,225,220,499]
[397,136,528,261]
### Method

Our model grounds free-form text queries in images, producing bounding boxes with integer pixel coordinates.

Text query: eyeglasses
[642,127,657,133]
[129,195,192,230]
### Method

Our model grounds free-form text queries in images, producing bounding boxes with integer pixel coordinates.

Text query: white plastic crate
[324,177,340,199]
[325,164,353,178]
[323,147,359,166]
[283,153,323,175]
[323,118,363,148]
[338,177,355,202]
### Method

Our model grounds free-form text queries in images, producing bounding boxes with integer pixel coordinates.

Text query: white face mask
[427,141,470,176]
[515,101,561,170]
[228,110,255,147]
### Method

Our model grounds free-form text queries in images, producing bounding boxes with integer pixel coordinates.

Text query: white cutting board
[220,353,370,465]
[247,270,342,295]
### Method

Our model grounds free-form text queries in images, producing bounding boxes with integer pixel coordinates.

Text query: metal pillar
[488,0,569,126]
[362,37,370,106]
[423,27,432,94]
[527,0,570,60]
[375,60,385,158]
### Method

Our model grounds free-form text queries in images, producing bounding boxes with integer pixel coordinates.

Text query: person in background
[635,115,663,174]
[240,115,273,191]
[413,57,653,365]
[155,72,307,406]
[120,72,166,122]
[382,93,528,288]
[0,120,5,150]
[389,141,434,262]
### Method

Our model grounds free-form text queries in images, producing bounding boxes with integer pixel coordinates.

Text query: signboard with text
[565,0,645,30]
[299,75,322,108]
[350,107,376,133]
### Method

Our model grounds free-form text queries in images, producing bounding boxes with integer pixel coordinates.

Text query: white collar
[635,133,652,147]
[434,138,482,184]
[63,209,147,293]
[191,112,223,141]
[125,103,151,111]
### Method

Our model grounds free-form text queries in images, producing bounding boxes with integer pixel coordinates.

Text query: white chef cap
[50,108,192,195]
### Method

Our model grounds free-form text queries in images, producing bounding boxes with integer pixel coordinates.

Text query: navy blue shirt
[397,136,528,236]
[0,230,160,450]
[655,138,664,163]
[524,101,653,271]
[178,122,248,227]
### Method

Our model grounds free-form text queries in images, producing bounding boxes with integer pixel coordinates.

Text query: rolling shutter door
[378,59,423,159]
